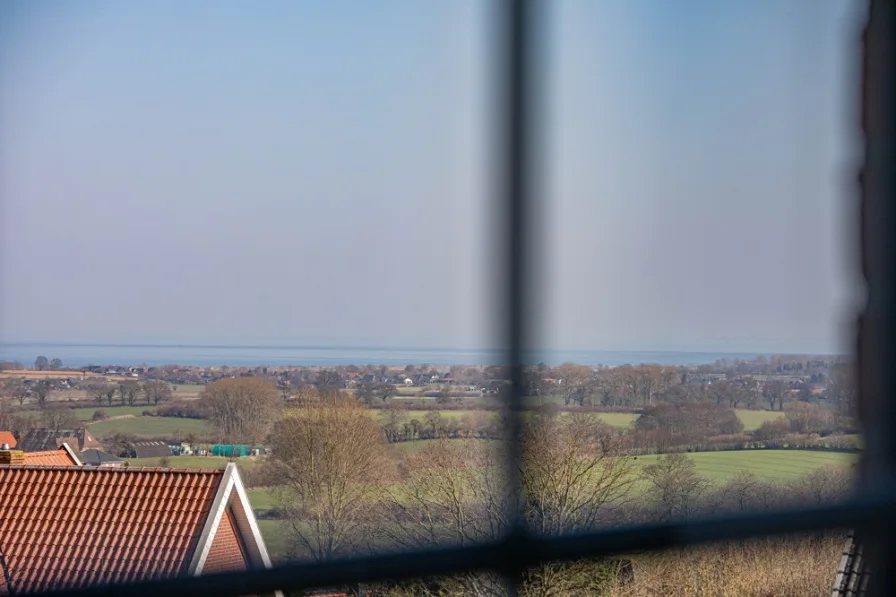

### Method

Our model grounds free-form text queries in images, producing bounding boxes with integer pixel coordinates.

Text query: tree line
[256,393,854,596]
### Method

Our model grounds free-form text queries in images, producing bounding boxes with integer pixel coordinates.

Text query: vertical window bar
[858,1,896,595]
[499,0,537,590]
[500,0,533,528]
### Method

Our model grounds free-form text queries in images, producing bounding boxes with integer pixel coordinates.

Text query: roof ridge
[0,464,224,474]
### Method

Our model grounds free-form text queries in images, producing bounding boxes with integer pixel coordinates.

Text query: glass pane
[536,0,865,537]
[0,0,497,580]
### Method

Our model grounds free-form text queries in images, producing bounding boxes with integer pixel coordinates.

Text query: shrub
[753,418,791,441]
[156,401,206,419]
[786,402,837,434]
[92,409,108,421]
[141,410,155,417]
[635,403,743,447]
[238,462,278,489]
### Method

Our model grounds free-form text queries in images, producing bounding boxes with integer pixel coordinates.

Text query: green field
[18,405,151,420]
[173,384,205,396]
[252,447,856,560]
[248,488,278,510]
[126,455,234,468]
[734,409,785,431]
[371,408,778,431]
[371,409,639,428]
[89,416,210,439]
[390,441,855,484]
[256,520,292,561]
[634,449,857,483]
[595,412,639,427]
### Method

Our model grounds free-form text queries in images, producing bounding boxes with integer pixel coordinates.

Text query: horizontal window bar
[28,484,896,597]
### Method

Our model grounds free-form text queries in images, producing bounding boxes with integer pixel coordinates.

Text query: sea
[0,343,771,368]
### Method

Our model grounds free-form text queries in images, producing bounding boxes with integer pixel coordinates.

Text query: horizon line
[0,341,841,358]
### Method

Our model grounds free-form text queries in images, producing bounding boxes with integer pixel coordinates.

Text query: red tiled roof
[23,447,80,466]
[0,466,224,594]
[0,431,16,448]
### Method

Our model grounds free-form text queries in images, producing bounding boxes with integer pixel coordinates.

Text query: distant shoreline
[0,342,840,369]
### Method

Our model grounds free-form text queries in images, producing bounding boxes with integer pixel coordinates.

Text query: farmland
[89,416,210,439]
[127,455,235,468]
[734,408,786,431]
[249,447,857,560]
[24,405,780,442]
[634,449,856,483]
[370,408,770,430]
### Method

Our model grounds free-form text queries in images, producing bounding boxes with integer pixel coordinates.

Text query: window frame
[27,1,896,596]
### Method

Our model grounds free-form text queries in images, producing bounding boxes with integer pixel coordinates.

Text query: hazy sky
[0,1,864,354]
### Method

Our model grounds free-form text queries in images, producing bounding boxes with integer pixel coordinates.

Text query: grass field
[734,409,785,431]
[89,416,210,439]
[390,442,855,483]
[256,520,291,561]
[173,384,204,398]
[371,409,778,431]
[17,406,146,420]
[634,449,856,483]
[126,455,232,468]
[251,447,856,560]
[247,488,278,510]
[371,409,640,428]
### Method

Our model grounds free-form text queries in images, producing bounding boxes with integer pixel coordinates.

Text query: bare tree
[32,381,52,409]
[104,385,117,407]
[49,358,63,370]
[40,405,78,433]
[200,377,281,444]
[379,404,407,443]
[118,381,140,406]
[423,411,443,438]
[555,363,592,406]
[3,381,30,407]
[378,413,636,596]
[143,380,173,406]
[357,381,394,405]
[434,384,454,404]
[268,394,389,561]
[315,369,344,391]
[378,439,509,597]
[642,453,709,521]
[713,470,760,512]
[34,356,49,371]
[377,414,637,597]
[762,380,791,411]
[86,382,108,404]
[792,464,854,504]
[521,413,637,536]
[828,363,858,415]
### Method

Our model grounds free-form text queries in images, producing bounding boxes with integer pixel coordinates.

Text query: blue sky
[0,1,864,354]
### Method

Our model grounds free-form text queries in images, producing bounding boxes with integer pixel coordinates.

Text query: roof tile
[11,447,80,467]
[0,465,224,594]
[0,431,17,448]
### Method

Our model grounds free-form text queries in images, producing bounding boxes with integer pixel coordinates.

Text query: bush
[753,418,791,441]
[635,403,744,447]
[141,410,155,417]
[92,409,108,421]
[786,402,837,434]
[156,401,206,419]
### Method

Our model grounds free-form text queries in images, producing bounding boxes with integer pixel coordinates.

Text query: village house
[0,444,81,466]
[0,431,17,449]
[16,427,103,453]
[128,440,174,458]
[78,448,125,468]
[0,452,280,596]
